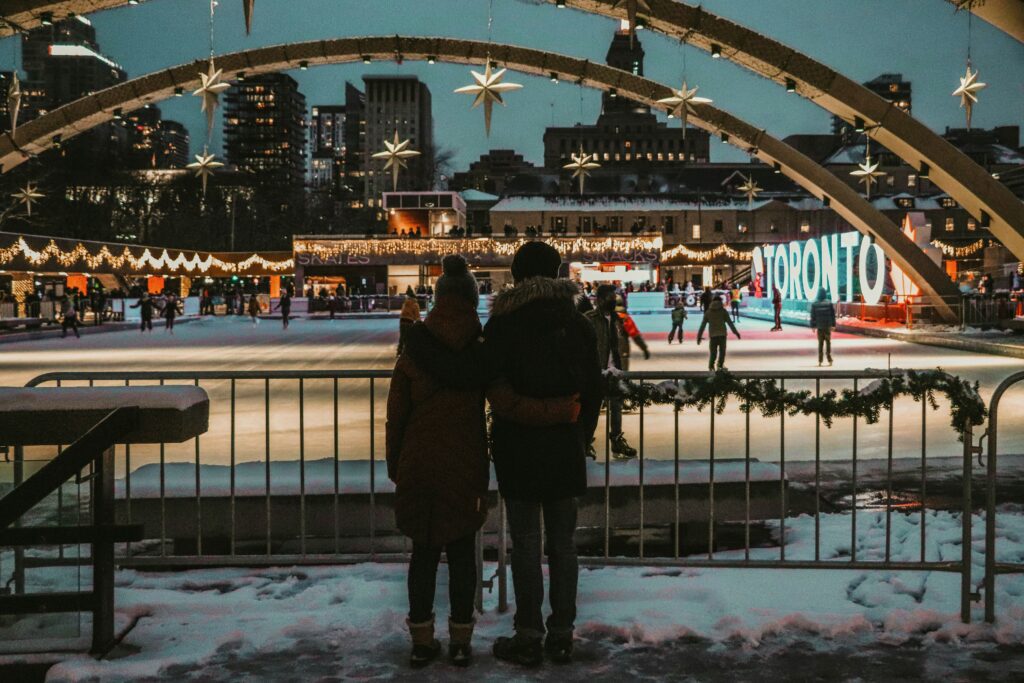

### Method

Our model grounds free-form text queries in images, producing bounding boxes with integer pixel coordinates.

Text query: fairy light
[930,239,985,258]
[293,236,663,261]
[660,243,757,264]
[0,236,293,274]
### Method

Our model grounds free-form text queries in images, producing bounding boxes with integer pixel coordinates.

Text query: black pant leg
[444,534,478,624]
[408,542,444,623]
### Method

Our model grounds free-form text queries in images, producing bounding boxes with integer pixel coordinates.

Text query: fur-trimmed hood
[491,277,579,318]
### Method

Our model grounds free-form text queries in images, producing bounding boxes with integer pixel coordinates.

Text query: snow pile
[33,509,1024,681]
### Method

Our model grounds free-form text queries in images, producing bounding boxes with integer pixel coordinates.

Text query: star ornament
[737,174,762,207]
[192,60,231,132]
[563,146,601,194]
[657,81,712,139]
[11,182,44,216]
[952,64,987,130]
[612,0,652,46]
[453,62,523,137]
[371,131,421,191]
[850,157,886,199]
[187,150,224,195]
[6,71,21,134]
[243,0,255,34]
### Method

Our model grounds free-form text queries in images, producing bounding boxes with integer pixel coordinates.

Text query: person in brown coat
[386,255,579,669]
[397,287,421,356]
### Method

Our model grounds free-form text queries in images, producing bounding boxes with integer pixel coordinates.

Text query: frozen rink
[2,313,1023,480]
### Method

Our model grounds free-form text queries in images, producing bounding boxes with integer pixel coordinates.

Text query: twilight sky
[1,0,1021,169]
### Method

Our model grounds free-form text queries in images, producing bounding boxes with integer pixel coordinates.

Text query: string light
[0,236,293,274]
[930,239,985,258]
[660,243,756,264]
[293,236,663,261]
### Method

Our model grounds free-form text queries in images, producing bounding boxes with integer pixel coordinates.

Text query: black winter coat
[484,277,603,502]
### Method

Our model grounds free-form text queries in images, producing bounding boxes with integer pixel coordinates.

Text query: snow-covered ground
[3,314,1023,475]
[21,509,1023,681]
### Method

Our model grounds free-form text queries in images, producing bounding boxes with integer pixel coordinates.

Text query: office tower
[362,75,434,206]
[223,73,307,186]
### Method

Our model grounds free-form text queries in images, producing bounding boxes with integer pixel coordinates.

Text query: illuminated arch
[0,36,960,319]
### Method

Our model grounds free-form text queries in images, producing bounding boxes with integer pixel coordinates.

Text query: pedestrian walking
[700,285,712,312]
[247,294,261,326]
[272,290,292,329]
[60,295,80,338]
[809,288,837,366]
[696,298,741,372]
[668,300,687,343]
[398,287,421,356]
[771,286,784,331]
[730,283,742,322]
[483,242,603,666]
[130,292,154,333]
[387,255,580,669]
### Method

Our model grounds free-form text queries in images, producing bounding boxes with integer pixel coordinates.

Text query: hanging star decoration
[850,156,886,199]
[6,72,21,134]
[11,182,44,217]
[372,131,421,192]
[657,81,712,139]
[563,145,601,194]
[187,149,224,196]
[243,0,255,35]
[952,63,986,130]
[453,62,523,137]
[736,174,762,208]
[612,0,652,47]
[193,60,231,133]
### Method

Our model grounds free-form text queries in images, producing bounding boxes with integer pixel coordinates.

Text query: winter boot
[611,433,637,460]
[407,616,441,668]
[586,441,598,460]
[544,632,574,664]
[448,618,475,667]
[493,633,543,667]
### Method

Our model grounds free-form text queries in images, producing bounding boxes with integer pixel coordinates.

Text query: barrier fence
[9,368,1010,627]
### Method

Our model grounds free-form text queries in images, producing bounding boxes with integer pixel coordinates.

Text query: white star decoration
[952,64,986,130]
[6,72,21,134]
[192,60,231,133]
[11,182,44,216]
[657,81,712,139]
[850,156,886,199]
[453,62,523,137]
[737,174,762,207]
[612,0,651,46]
[243,0,255,35]
[187,149,224,195]
[563,146,601,194]
[371,131,422,192]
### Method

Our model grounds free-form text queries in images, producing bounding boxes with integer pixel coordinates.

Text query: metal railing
[18,368,986,624]
[983,370,1024,623]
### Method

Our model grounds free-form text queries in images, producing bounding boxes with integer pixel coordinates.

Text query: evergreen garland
[611,369,986,441]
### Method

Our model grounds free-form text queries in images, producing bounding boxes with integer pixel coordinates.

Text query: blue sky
[2,0,1021,168]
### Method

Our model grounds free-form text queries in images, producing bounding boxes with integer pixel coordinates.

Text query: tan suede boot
[448,618,476,667]
[407,615,441,668]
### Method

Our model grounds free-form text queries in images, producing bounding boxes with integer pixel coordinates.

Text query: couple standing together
[386,242,603,668]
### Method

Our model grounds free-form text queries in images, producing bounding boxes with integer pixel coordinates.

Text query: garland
[611,369,986,441]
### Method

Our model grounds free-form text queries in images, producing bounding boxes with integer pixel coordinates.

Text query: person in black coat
[484,242,603,666]
[130,292,155,333]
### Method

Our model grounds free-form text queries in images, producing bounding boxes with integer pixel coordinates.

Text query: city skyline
[1,0,1019,171]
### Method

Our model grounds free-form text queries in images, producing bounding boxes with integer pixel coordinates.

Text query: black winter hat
[435,254,479,306]
[511,241,561,282]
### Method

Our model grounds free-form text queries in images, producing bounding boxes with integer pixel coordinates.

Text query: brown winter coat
[386,295,578,547]
[399,297,421,323]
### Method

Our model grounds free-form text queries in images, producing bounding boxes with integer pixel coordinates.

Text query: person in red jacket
[386,255,580,669]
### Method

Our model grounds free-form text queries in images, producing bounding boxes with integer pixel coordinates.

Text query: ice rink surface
[3,313,1022,475]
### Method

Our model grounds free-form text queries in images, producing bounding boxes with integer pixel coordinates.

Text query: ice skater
[809,288,836,366]
[771,286,784,331]
[162,291,181,334]
[248,294,261,326]
[730,283,742,322]
[668,299,687,343]
[130,292,154,332]
[60,295,80,338]
[696,298,741,372]
[273,290,291,329]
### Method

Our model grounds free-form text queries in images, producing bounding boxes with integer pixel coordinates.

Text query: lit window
[945,217,955,232]
[738,223,748,234]
[691,223,701,240]
[967,219,977,231]
[800,222,810,233]
[908,174,916,188]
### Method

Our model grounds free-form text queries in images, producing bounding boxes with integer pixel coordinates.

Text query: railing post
[91,445,116,654]
[960,424,973,624]
[13,445,25,596]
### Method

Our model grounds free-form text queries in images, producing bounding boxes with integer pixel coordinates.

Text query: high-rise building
[362,75,434,207]
[342,82,367,206]
[832,73,911,142]
[122,105,191,169]
[158,120,190,169]
[309,104,347,192]
[20,16,126,118]
[223,73,307,186]
[543,25,710,172]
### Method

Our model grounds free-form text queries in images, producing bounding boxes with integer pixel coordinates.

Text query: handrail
[0,407,139,529]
